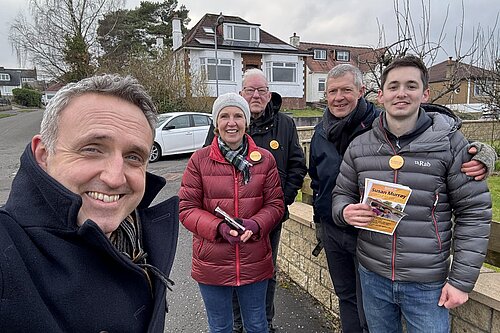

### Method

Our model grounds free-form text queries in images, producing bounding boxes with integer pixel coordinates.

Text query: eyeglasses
[242,87,269,96]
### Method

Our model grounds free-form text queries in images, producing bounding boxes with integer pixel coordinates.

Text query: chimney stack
[290,33,300,48]
[172,16,182,51]
[446,57,453,79]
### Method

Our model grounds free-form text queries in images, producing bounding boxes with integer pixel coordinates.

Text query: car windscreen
[155,114,172,128]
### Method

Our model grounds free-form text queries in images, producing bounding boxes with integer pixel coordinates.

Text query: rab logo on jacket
[414,160,431,167]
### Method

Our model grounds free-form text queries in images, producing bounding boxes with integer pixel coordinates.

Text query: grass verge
[487,175,499,222]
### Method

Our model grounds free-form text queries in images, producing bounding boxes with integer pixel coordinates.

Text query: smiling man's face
[32,93,152,236]
[326,72,364,118]
[377,66,430,121]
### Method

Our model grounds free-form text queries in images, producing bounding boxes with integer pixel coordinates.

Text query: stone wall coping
[471,270,500,312]
[288,202,500,312]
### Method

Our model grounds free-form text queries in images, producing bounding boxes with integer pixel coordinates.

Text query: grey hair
[326,64,364,89]
[242,68,268,87]
[40,74,157,153]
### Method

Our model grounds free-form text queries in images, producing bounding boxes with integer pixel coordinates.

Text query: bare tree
[9,0,124,81]
[360,0,498,105]
[99,49,211,114]
[474,18,500,120]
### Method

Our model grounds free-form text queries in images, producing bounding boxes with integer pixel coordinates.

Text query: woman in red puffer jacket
[179,93,284,333]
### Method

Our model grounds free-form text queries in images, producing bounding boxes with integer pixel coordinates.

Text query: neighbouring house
[173,13,310,109]
[428,58,496,114]
[290,34,381,104]
[42,82,65,105]
[0,67,37,97]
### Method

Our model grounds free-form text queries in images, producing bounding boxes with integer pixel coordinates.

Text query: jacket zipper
[391,170,398,281]
[234,170,241,286]
[431,193,442,250]
[382,124,400,282]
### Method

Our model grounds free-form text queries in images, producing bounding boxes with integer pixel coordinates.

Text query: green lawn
[488,175,500,222]
[286,108,323,117]
[0,113,14,119]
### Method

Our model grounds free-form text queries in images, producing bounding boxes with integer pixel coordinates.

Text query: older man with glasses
[205,68,307,333]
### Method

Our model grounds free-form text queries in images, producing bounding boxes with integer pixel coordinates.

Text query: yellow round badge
[389,155,405,170]
[269,140,279,150]
[250,151,262,162]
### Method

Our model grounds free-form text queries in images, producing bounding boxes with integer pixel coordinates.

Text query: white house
[0,67,37,96]
[174,13,310,109]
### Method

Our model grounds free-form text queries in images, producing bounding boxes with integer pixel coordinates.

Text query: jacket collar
[209,134,263,165]
[249,92,282,131]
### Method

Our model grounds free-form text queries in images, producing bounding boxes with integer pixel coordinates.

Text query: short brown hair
[381,55,429,90]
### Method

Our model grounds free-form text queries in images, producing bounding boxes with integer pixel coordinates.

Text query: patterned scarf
[218,135,252,184]
[323,97,372,156]
[110,213,174,291]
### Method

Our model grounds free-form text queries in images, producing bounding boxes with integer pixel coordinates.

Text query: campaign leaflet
[358,178,412,235]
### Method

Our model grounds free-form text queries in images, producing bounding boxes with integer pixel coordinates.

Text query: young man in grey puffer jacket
[332,55,492,333]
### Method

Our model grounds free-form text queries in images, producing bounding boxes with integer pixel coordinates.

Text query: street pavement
[0,109,338,333]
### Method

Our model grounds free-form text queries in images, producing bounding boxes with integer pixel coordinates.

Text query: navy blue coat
[309,98,380,227]
[0,145,179,332]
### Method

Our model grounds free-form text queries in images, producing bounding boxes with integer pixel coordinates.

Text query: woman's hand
[238,218,259,242]
[218,223,241,245]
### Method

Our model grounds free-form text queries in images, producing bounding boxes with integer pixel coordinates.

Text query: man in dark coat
[0,74,179,333]
[205,68,307,333]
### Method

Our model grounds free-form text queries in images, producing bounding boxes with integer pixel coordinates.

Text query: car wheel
[149,142,161,162]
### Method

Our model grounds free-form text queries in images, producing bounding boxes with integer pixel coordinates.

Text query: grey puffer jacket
[332,106,491,293]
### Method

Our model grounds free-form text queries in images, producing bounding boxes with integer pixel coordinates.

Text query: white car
[149,112,213,162]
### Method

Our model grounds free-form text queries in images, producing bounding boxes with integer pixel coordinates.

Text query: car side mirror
[163,125,175,130]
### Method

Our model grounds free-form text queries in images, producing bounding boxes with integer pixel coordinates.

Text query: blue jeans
[199,280,269,333]
[322,221,368,333]
[233,222,282,330]
[359,265,449,333]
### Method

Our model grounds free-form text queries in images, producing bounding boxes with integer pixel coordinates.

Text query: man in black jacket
[205,68,307,333]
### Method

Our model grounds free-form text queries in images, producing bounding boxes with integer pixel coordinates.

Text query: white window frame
[314,49,327,60]
[224,24,259,42]
[203,26,214,34]
[318,78,326,92]
[266,62,298,83]
[0,73,10,81]
[474,80,493,97]
[336,50,350,62]
[200,58,234,82]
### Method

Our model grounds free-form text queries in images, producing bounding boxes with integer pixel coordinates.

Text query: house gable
[0,67,38,96]
[295,41,381,103]
[428,58,495,112]
[178,13,308,108]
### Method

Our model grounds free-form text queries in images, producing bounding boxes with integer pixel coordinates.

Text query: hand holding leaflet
[215,206,246,232]
[359,178,412,235]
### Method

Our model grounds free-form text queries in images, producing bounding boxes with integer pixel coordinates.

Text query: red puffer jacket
[179,134,284,286]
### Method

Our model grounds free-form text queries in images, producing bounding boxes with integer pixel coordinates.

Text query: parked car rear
[149,112,212,162]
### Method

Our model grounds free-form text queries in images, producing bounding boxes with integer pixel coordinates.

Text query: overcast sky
[1,0,498,69]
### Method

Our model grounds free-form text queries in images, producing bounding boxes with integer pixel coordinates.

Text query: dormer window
[0,73,10,81]
[314,49,327,60]
[224,24,259,42]
[336,50,350,61]
[203,26,215,34]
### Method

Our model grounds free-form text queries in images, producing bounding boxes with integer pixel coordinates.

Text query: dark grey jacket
[332,107,491,293]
